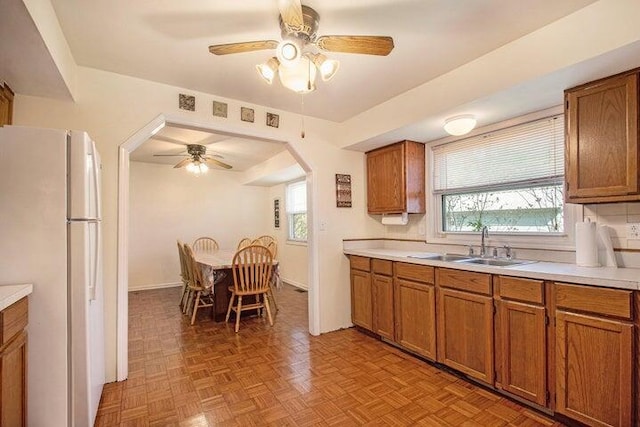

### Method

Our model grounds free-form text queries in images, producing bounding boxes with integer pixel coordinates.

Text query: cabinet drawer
[497,276,544,304]
[436,268,491,295]
[350,255,370,272]
[372,259,393,276]
[1,297,28,347]
[395,262,434,284]
[555,283,633,320]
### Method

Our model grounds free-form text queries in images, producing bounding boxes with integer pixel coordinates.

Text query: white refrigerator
[0,126,105,427]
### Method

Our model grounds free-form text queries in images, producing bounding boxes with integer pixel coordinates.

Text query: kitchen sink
[457,258,536,267]
[407,253,472,262]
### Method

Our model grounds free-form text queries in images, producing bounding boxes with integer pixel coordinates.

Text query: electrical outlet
[627,223,640,239]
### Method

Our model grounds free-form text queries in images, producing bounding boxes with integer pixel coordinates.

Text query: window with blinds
[286,180,307,241]
[432,115,565,233]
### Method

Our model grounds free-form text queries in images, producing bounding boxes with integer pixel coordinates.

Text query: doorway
[115,114,319,381]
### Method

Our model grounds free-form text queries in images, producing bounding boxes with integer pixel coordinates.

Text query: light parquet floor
[96,284,565,427]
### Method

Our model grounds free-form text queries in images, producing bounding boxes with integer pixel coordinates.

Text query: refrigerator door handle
[89,221,100,301]
[91,140,102,220]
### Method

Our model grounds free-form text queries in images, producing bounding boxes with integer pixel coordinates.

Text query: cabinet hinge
[545,315,549,325]
[566,99,569,109]
[546,391,551,404]
[493,303,497,315]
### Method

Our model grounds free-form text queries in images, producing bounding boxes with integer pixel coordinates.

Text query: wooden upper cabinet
[565,71,639,203]
[366,140,425,214]
[0,83,14,127]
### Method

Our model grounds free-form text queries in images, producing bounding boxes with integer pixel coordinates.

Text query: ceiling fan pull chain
[300,93,305,139]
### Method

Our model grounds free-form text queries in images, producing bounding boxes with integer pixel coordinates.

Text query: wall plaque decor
[273,198,281,229]
[179,94,195,111]
[266,112,279,128]
[335,174,352,207]
[212,100,228,118]
[241,107,255,123]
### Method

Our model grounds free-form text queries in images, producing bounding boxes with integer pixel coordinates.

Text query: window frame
[425,106,582,251]
[285,179,308,243]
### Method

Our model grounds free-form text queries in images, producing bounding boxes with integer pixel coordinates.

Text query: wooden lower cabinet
[394,278,436,359]
[497,300,547,406]
[350,268,373,330]
[436,287,494,384]
[555,310,633,427]
[372,273,394,339]
[0,330,27,426]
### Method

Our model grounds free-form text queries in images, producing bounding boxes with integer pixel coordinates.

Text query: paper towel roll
[381,213,409,225]
[597,224,617,268]
[575,220,599,267]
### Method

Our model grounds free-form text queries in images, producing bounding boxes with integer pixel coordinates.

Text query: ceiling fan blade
[205,157,233,170]
[208,40,278,55]
[278,0,304,32]
[153,153,187,157]
[316,35,394,56]
[173,158,192,169]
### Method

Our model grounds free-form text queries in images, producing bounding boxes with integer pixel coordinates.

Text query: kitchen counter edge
[0,283,33,311]
[343,248,640,291]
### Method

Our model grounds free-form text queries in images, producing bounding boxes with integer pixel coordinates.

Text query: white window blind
[433,115,564,193]
[286,181,306,214]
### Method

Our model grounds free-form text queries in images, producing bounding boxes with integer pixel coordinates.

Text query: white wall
[128,161,270,290]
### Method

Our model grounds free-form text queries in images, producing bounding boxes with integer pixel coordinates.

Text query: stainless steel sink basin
[409,254,473,262]
[458,258,536,267]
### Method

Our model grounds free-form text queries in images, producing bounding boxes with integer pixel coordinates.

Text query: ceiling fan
[154,144,232,173]
[208,0,394,93]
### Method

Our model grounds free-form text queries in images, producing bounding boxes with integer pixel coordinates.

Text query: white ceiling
[47,0,598,122]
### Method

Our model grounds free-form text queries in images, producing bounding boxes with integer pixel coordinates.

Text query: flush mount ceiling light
[208,1,394,94]
[444,115,477,136]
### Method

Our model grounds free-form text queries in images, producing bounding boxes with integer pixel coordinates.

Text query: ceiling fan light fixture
[276,38,302,67]
[278,55,316,93]
[310,53,339,81]
[444,114,477,136]
[256,57,280,84]
[186,159,208,175]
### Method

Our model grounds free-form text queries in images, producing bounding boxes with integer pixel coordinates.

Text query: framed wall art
[241,107,254,123]
[266,112,279,128]
[273,198,281,228]
[179,94,195,111]
[335,174,352,207]
[212,100,228,118]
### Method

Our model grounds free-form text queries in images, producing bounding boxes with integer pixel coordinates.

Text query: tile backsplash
[583,202,640,250]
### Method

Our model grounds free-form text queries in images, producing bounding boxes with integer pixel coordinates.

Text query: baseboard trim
[129,282,182,292]
[281,277,308,291]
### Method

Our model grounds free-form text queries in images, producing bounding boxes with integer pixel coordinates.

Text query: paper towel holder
[381,212,409,225]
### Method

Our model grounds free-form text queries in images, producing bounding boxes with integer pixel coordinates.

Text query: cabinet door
[566,73,639,201]
[372,274,394,340]
[395,278,436,360]
[367,143,406,213]
[556,311,633,427]
[350,269,373,330]
[498,300,547,406]
[0,331,27,427]
[437,288,494,384]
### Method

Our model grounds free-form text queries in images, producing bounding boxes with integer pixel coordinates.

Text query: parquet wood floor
[96,284,565,426]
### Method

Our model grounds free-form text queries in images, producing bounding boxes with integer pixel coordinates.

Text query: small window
[433,115,565,234]
[286,180,307,242]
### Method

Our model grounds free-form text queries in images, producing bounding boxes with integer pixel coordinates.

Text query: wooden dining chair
[237,237,252,250]
[183,244,214,324]
[177,240,191,310]
[254,235,276,246]
[193,237,219,253]
[225,244,274,332]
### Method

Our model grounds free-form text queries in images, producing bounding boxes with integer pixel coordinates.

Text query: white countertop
[344,248,640,291]
[0,283,33,311]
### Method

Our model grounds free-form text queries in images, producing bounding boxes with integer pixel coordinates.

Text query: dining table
[194,249,279,322]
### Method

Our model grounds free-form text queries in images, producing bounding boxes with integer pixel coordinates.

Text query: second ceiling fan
[208,0,394,93]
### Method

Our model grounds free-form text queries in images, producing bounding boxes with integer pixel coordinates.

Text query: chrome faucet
[480,226,489,257]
